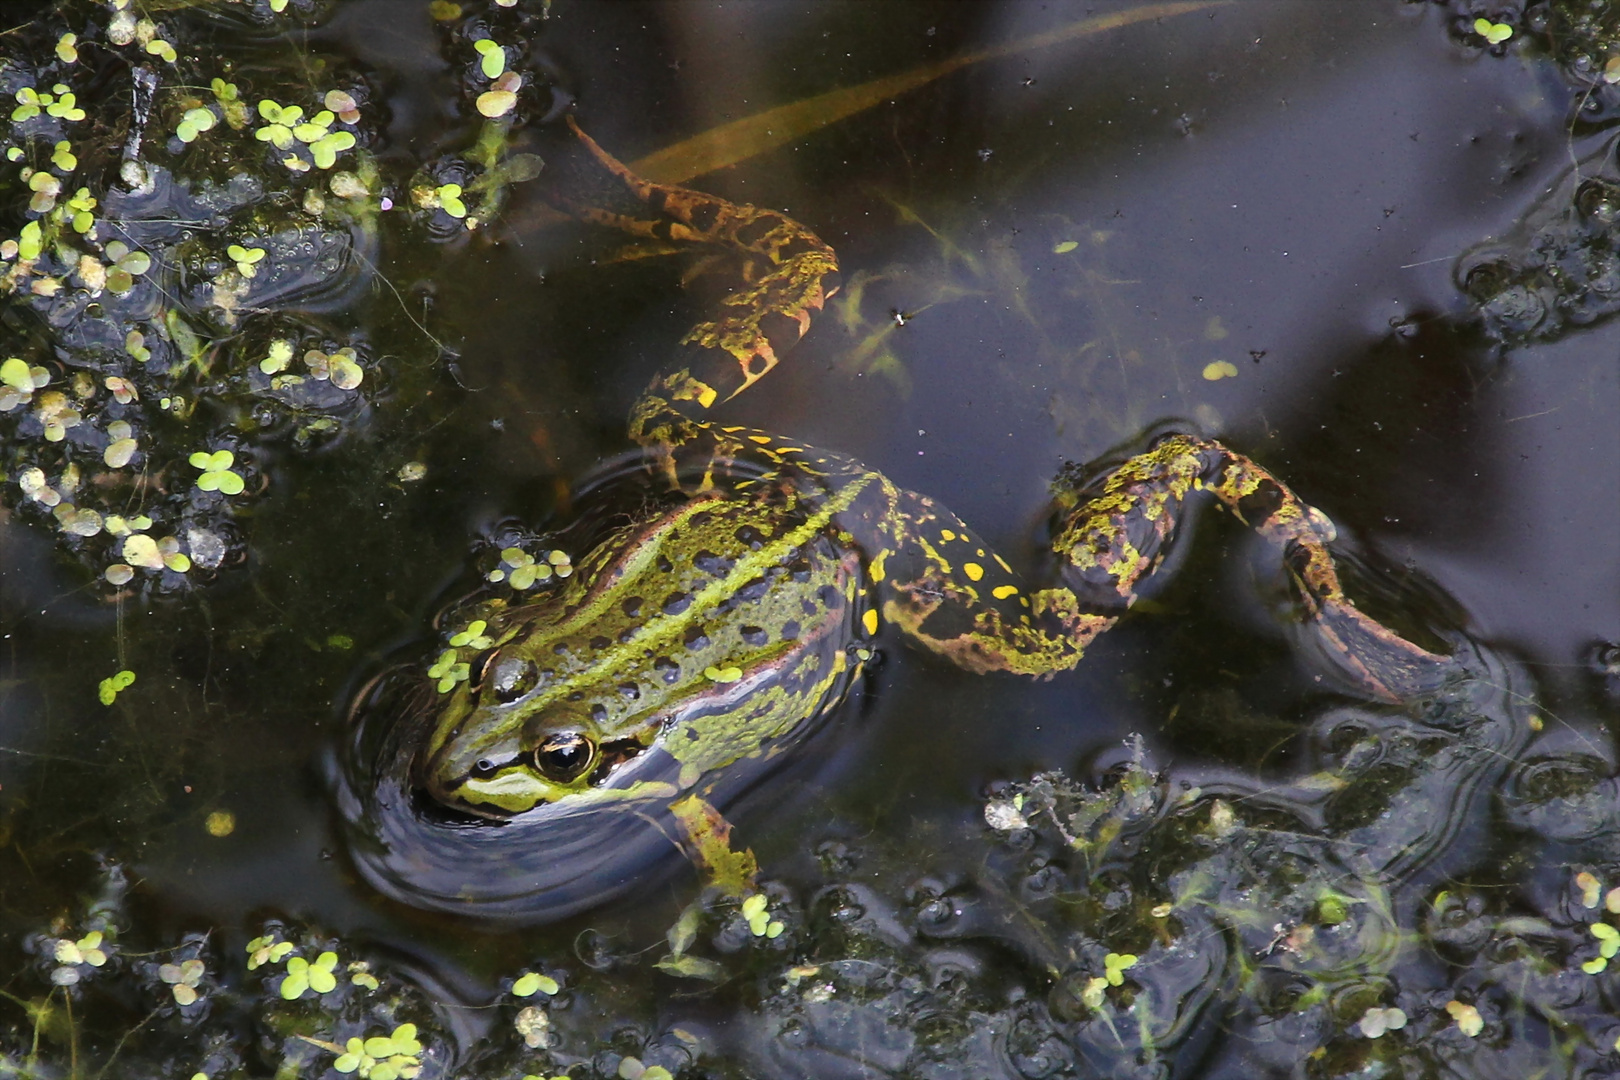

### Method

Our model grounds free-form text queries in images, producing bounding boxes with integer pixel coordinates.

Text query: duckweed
[280,950,339,999]
[101,240,151,293]
[1445,1000,1484,1037]
[245,934,295,970]
[511,971,559,997]
[491,546,571,588]
[305,346,364,389]
[428,649,470,693]
[190,450,246,495]
[741,892,784,938]
[0,357,48,410]
[331,1024,423,1079]
[144,36,178,64]
[100,420,135,469]
[1102,950,1137,986]
[435,182,467,218]
[1358,1006,1408,1039]
[158,958,206,1005]
[12,85,85,123]
[51,930,110,984]
[96,669,136,706]
[227,244,266,278]
[474,39,507,79]
[448,620,493,649]
[121,534,164,569]
[176,106,217,143]
[325,89,361,124]
[255,99,303,149]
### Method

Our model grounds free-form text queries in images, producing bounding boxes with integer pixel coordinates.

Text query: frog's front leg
[858,435,1453,701]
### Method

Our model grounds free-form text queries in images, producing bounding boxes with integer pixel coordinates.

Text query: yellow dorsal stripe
[518,470,879,718]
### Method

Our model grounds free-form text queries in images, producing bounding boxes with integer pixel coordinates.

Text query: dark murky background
[1,1,1617,1077]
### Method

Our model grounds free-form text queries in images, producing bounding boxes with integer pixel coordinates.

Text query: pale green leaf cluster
[190,450,245,495]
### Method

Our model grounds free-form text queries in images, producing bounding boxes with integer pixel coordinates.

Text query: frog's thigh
[860,484,1110,677]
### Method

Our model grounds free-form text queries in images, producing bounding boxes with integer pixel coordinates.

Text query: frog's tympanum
[340,119,1453,923]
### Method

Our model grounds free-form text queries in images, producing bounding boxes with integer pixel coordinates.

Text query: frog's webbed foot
[1049,433,1456,702]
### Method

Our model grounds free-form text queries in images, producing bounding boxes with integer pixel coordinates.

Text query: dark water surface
[0,1,1617,1077]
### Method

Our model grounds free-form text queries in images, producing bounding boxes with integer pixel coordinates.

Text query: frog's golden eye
[532,732,595,782]
[485,655,539,703]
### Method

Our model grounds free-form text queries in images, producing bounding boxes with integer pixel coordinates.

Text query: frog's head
[418,647,658,818]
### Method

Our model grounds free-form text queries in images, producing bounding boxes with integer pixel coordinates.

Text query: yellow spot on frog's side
[1052,240,1079,254]
[964,562,984,581]
[870,551,887,582]
[940,529,956,541]
[862,609,878,635]
[748,435,772,445]
[704,665,743,683]
[205,810,235,837]
[833,651,848,673]
[1202,360,1238,381]
[994,553,1013,573]
[992,585,1018,600]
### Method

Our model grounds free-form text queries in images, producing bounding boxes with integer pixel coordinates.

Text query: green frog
[359,120,1452,921]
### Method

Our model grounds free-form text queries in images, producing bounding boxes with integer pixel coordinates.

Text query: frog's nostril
[471,758,500,779]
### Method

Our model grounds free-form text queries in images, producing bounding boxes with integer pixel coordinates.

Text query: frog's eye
[532,732,595,782]
[484,655,539,703]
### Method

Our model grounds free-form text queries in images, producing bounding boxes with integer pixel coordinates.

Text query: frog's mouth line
[424,734,656,820]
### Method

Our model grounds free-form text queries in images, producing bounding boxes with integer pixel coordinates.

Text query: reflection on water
[0,1,1616,1077]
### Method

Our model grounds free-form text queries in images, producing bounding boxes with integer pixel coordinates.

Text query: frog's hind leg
[1050,433,1455,702]
[545,118,840,439]
[848,476,1112,678]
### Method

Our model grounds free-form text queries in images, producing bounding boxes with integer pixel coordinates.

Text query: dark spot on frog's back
[694,550,733,576]
[684,624,710,650]
[740,625,767,646]
[590,703,608,722]
[818,584,843,610]
[654,656,680,682]
[622,596,643,618]
[590,635,610,651]
[735,525,768,549]
[737,577,769,603]
[663,591,693,615]
[689,510,713,529]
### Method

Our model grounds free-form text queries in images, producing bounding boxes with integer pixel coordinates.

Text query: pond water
[0,1,1617,1078]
